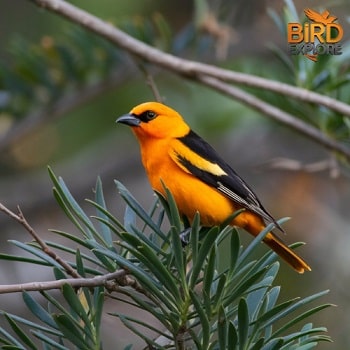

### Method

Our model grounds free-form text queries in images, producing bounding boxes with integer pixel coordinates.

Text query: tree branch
[0,269,127,294]
[28,0,350,117]
[0,201,149,295]
[197,75,350,159]
[26,0,350,160]
[0,202,80,279]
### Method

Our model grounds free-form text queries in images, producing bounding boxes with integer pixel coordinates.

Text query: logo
[287,8,343,61]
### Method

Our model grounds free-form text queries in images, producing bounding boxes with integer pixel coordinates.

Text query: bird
[304,8,337,25]
[116,102,311,273]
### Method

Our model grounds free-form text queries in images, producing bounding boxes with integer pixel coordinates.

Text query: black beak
[116,113,140,127]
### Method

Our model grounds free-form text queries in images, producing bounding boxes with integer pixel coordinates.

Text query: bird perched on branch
[116,102,311,273]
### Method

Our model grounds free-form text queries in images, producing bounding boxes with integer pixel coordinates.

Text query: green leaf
[92,249,117,272]
[124,204,136,233]
[238,298,249,350]
[92,289,104,337]
[4,314,36,349]
[250,337,266,350]
[229,229,240,273]
[261,337,284,350]
[203,242,216,299]
[190,212,201,264]
[190,289,210,349]
[96,248,177,312]
[48,167,97,240]
[115,181,165,237]
[228,321,238,349]
[118,315,168,349]
[225,268,268,307]
[53,314,90,350]
[94,176,113,245]
[272,304,332,340]
[120,233,182,303]
[189,226,219,289]
[31,331,70,350]
[0,325,25,349]
[126,223,167,258]
[61,284,92,333]
[0,312,63,340]
[51,189,87,238]
[0,254,50,266]
[46,241,107,272]
[8,241,62,269]
[212,274,227,311]
[170,225,187,288]
[49,229,91,248]
[217,306,227,349]
[236,221,283,269]
[87,199,126,233]
[258,290,330,330]
[22,292,57,329]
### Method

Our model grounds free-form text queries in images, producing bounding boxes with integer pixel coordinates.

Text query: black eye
[139,110,157,122]
[145,111,157,121]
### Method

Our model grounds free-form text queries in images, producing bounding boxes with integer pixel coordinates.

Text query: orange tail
[232,211,311,273]
[263,232,311,274]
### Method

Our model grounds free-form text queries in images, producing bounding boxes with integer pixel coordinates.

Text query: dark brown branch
[0,203,80,278]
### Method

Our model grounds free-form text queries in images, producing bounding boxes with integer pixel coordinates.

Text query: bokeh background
[0,0,349,348]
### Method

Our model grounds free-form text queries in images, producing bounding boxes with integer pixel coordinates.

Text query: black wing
[173,130,283,231]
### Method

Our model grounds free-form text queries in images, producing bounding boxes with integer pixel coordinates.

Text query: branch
[28,0,350,117]
[197,75,350,159]
[26,0,350,160]
[0,270,127,294]
[0,203,80,279]
[0,201,148,295]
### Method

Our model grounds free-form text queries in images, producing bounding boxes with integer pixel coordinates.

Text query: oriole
[116,102,311,273]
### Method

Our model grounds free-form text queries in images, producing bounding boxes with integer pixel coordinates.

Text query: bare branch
[196,75,350,160]
[26,0,350,162]
[0,270,127,294]
[28,0,350,118]
[0,202,149,295]
[0,203,80,279]
[145,72,163,103]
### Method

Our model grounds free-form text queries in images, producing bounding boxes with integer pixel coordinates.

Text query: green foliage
[0,15,172,119]
[0,169,332,349]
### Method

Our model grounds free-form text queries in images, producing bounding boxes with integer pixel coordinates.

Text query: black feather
[176,130,282,231]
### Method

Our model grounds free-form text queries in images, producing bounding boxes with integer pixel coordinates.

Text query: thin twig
[196,75,350,160]
[0,269,127,294]
[145,73,163,103]
[0,202,148,295]
[0,203,80,279]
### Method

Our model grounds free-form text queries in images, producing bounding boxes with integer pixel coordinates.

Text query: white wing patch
[217,181,276,226]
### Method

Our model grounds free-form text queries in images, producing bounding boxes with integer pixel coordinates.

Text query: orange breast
[138,137,262,229]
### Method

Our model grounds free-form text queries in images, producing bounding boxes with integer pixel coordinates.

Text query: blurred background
[0,0,349,348]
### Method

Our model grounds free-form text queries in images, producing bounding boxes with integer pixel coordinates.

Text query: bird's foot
[180,227,191,247]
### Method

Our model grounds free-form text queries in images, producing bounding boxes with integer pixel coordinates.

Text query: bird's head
[116,102,190,140]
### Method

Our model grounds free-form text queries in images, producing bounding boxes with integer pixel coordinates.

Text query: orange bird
[116,102,311,273]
